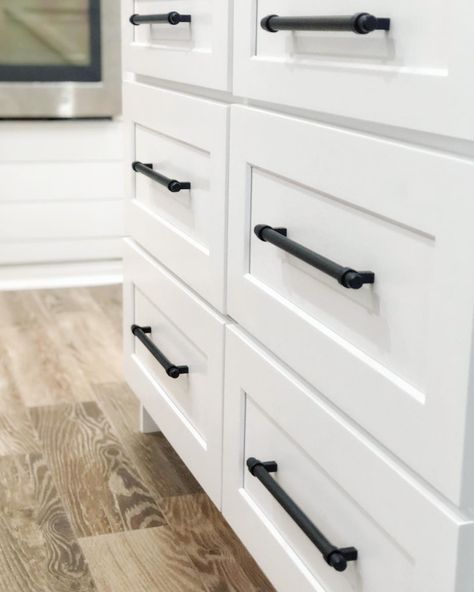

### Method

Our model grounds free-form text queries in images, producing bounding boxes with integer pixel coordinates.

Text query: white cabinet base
[140,405,160,434]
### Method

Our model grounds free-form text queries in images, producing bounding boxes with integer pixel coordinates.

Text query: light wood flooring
[0,285,274,592]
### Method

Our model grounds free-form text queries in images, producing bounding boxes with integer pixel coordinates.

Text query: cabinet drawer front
[227,106,474,505]
[123,239,226,504]
[122,0,230,90]
[233,0,474,139]
[124,82,228,311]
[223,327,473,592]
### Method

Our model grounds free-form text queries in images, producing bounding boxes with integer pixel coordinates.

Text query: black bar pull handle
[247,458,358,572]
[131,325,189,379]
[130,11,192,26]
[254,225,374,290]
[132,161,191,193]
[261,13,390,34]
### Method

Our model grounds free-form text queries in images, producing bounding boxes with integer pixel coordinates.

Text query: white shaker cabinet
[233,0,474,140]
[122,0,231,90]
[226,105,474,507]
[122,1,474,590]
[222,326,474,592]
[124,81,229,311]
[123,239,226,504]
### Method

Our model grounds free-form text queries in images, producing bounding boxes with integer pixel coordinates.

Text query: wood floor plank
[87,285,122,333]
[0,290,43,328]
[0,286,105,330]
[31,288,104,320]
[0,410,40,456]
[94,383,202,498]
[0,454,49,592]
[0,285,273,592]
[208,508,275,592]
[51,311,124,383]
[0,324,95,406]
[80,527,207,592]
[94,382,140,434]
[30,453,98,592]
[0,453,96,592]
[0,340,25,415]
[160,494,275,592]
[30,401,166,538]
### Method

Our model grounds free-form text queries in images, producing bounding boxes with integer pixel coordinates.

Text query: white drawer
[124,82,228,311]
[223,327,474,592]
[233,0,474,140]
[123,239,226,504]
[227,105,474,506]
[122,0,230,90]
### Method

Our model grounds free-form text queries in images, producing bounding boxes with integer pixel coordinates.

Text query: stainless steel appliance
[0,0,121,118]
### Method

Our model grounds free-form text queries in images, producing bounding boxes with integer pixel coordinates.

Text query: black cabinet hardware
[247,458,358,572]
[131,325,189,379]
[261,13,390,34]
[132,161,191,193]
[254,225,374,289]
[130,11,191,26]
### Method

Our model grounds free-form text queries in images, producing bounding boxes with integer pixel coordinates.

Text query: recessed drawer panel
[250,167,432,393]
[223,327,474,592]
[124,82,228,311]
[122,0,230,90]
[227,105,474,506]
[233,0,474,139]
[123,239,226,504]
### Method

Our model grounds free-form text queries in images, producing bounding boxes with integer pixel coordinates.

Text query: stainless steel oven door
[0,0,121,118]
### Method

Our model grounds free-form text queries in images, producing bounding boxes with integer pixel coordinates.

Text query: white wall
[0,119,125,289]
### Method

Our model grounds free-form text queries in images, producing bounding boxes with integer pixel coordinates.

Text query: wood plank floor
[0,285,274,592]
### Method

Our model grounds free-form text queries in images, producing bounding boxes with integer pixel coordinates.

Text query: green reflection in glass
[0,0,91,66]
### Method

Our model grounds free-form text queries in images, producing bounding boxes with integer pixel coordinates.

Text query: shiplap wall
[0,119,125,289]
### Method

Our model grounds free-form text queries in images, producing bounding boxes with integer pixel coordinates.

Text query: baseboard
[0,259,123,291]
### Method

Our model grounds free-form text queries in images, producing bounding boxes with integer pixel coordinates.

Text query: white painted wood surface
[122,0,231,90]
[0,201,124,242]
[124,81,229,311]
[227,105,474,508]
[123,239,226,505]
[223,326,474,592]
[233,0,474,140]
[0,261,122,291]
[121,1,474,589]
[0,162,124,201]
[0,120,125,162]
[0,119,125,283]
[140,404,160,433]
